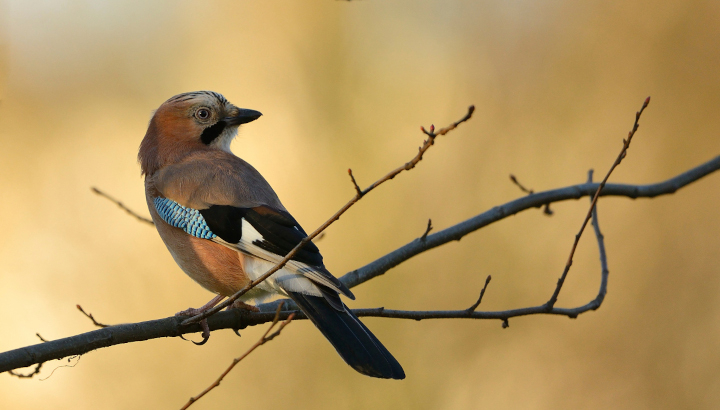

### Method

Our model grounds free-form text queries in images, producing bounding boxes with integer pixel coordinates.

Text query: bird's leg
[175,294,225,344]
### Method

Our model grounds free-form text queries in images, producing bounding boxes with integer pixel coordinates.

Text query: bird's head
[139,91,262,176]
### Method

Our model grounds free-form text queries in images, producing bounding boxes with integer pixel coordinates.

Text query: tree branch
[2,154,717,374]
[76,305,109,328]
[466,275,492,313]
[347,170,610,324]
[91,187,154,225]
[341,153,720,289]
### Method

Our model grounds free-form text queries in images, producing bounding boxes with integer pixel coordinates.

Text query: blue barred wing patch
[153,197,217,240]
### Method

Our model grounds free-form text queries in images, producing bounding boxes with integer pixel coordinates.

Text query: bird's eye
[196,108,210,120]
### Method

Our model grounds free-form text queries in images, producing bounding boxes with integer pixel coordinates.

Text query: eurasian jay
[138,91,404,379]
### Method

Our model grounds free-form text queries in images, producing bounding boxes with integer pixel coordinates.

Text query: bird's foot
[175,310,211,345]
[175,295,225,345]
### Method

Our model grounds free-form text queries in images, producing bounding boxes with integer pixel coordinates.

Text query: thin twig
[36,333,48,343]
[509,174,534,194]
[348,169,363,197]
[586,169,609,309]
[544,96,649,310]
[180,303,295,410]
[91,187,154,225]
[466,275,492,313]
[8,363,42,378]
[181,105,476,327]
[420,219,433,241]
[510,174,553,215]
[542,204,554,216]
[76,305,109,328]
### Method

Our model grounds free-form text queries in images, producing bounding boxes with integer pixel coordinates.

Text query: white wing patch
[239,218,263,242]
[212,218,340,296]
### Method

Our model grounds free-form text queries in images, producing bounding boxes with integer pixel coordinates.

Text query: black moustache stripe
[200,121,226,145]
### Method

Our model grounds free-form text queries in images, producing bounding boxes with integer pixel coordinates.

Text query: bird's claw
[176,309,212,345]
[192,319,211,345]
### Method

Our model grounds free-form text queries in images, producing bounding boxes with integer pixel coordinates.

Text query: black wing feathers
[288,291,405,380]
[199,205,244,243]
[243,207,324,266]
[200,205,322,266]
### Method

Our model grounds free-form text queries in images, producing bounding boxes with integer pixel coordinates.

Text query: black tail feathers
[288,291,405,380]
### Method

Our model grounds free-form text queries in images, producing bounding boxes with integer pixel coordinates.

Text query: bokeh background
[0,1,719,409]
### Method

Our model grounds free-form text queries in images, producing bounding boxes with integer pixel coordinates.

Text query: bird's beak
[225,108,262,125]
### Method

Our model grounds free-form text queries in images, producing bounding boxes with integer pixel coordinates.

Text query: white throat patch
[212,125,239,153]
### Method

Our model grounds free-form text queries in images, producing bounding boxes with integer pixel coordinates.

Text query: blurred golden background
[0,1,719,409]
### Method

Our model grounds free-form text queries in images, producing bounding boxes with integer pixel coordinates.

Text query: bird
[138,91,405,379]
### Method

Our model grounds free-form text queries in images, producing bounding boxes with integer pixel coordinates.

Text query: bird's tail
[287,291,405,380]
